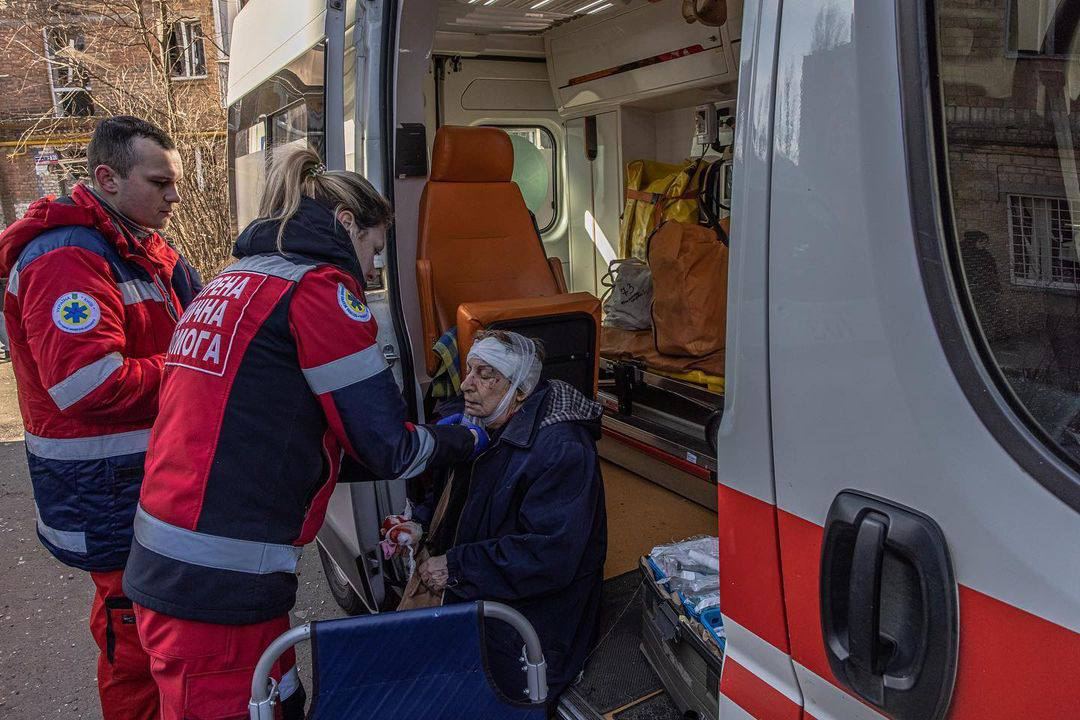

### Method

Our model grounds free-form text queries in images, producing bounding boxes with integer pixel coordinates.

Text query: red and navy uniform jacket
[123,197,475,625]
[0,184,202,572]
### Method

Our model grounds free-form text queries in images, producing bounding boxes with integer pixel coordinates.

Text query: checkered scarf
[540,379,602,429]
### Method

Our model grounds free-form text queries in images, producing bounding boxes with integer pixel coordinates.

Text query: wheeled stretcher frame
[248,601,549,719]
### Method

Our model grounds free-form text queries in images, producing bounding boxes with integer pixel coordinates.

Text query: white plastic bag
[601,258,653,330]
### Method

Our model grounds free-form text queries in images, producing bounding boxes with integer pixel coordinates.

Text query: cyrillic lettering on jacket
[166,272,266,376]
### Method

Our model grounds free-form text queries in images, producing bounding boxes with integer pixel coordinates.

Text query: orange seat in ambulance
[417,125,600,394]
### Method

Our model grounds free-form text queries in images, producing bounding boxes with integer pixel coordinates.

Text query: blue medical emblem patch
[52,292,101,334]
[337,283,372,322]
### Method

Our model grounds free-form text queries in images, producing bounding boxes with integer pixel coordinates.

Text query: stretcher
[597,355,723,505]
[249,601,549,719]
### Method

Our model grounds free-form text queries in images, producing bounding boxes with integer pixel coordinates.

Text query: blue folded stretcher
[249,601,549,720]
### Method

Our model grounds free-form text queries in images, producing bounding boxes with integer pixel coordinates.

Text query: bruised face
[93,136,183,230]
[461,361,510,424]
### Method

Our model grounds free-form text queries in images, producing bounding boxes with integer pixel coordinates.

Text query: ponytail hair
[257,145,393,251]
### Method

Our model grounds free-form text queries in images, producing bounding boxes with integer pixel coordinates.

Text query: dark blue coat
[439,380,607,700]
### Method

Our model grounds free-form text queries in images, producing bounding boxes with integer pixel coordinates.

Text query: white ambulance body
[225,0,1080,717]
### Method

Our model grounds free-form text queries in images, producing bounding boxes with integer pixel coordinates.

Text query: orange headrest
[430,126,514,182]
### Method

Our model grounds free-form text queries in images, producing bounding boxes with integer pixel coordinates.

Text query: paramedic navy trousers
[134,606,305,720]
[89,570,159,720]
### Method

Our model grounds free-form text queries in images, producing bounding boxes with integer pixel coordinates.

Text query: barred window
[1009,195,1080,291]
[936,0,1080,464]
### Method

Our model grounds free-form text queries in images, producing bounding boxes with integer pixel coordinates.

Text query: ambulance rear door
[317,0,412,612]
[767,1,1080,719]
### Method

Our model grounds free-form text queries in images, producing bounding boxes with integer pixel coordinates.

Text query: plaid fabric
[540,380,602,429]
[431,327,461,399]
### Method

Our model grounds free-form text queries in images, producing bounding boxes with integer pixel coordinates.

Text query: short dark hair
[86,115,176,178]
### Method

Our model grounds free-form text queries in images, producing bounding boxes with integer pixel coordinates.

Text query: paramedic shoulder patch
[52,292,101,334]
[337,283,371,322]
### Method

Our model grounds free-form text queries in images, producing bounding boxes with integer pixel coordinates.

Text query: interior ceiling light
[587,2,612,12]
[530,0,553,7]
[575,0,605,12]
[483,0,496,4]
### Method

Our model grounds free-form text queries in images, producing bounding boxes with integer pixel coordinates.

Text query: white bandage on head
[464,332,542,427]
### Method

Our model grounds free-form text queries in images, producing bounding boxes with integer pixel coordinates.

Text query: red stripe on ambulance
[722,657,802,720]
[714,481,1080,717]
[716,482,791,652]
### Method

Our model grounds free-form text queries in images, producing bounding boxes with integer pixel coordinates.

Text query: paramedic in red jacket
[0,116,201,720]
[123,146,486,720]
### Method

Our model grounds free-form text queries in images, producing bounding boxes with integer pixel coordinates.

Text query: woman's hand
[435,413,489,456]
[419,555,450,591]
[464,424,489,456]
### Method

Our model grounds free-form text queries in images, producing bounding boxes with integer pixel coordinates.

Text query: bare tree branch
[7,0,231,276]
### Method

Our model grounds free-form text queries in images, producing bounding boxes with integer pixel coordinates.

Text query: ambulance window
[490,126,557,233]
[228,44,326,233]
[933,0,1080,466]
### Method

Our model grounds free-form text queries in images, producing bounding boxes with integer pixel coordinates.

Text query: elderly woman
[390,330,607,701]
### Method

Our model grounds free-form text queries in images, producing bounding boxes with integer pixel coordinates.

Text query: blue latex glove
[435,413,489,456]
[463,422,489,456]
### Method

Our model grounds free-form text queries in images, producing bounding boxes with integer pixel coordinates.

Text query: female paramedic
[122,147,486,720]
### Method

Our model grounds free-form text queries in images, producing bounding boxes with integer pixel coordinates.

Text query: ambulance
[225,0,1080,717]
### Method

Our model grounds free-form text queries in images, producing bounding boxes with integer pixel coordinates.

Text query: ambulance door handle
[845,512,888,704]
[820,491,959,720]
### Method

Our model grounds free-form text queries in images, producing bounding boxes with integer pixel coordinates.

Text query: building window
[1009,195,1080,291]
[168,20,207,79]
[44,28,93,117]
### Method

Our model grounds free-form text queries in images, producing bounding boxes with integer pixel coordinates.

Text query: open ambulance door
[227,0,413,614]
[763,1,1080,720]
[711,0,804,717]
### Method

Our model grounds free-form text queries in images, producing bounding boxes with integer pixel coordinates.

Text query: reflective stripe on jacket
[0,186,198,571]
[124,197,475,624]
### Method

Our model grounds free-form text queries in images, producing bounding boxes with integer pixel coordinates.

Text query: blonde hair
[257,146,393,251]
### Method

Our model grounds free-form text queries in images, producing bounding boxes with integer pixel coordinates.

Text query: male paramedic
[0,115,201,720]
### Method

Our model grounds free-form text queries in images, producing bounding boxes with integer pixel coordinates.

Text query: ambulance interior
[411,0,741,715]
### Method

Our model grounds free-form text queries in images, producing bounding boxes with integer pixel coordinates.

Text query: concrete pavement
[0,361,345,719]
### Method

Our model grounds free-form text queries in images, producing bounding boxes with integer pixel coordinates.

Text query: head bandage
[464,333,542,427]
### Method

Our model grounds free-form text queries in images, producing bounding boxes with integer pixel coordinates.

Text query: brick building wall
[0,1,225,230]
[939,0,1080,348]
